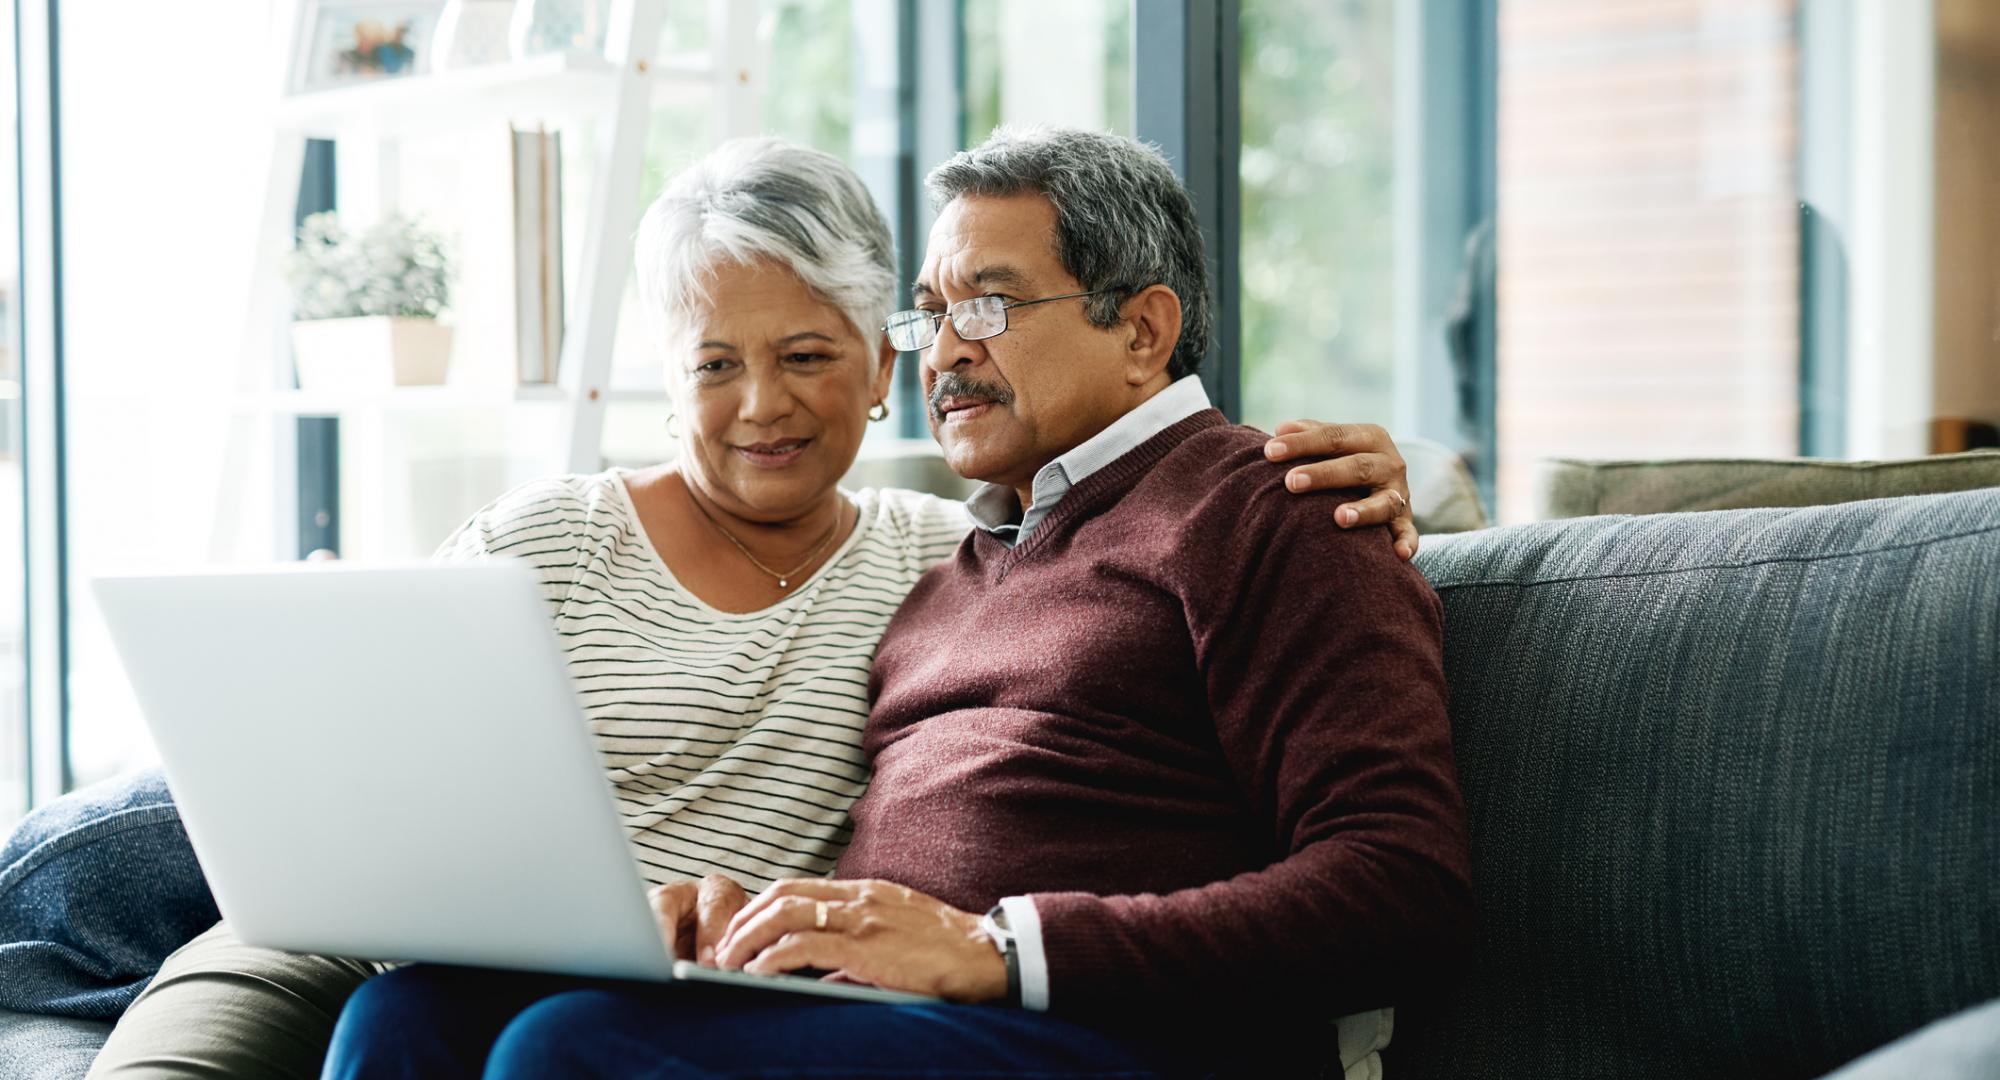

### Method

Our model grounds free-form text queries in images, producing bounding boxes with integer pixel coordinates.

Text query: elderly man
[328,126,1472,1079]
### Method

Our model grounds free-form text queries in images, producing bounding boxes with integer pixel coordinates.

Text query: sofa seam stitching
[1431,519,2000,593]
[1557,456,2000,473]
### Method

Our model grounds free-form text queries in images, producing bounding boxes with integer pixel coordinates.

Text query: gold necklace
[684,481,847,590]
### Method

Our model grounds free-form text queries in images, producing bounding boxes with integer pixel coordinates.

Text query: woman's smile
[733,437,814,469]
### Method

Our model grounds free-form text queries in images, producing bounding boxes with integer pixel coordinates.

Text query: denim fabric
[324,966,1211,1080]
[0,1008,112,1080]
[0,768,217,1019]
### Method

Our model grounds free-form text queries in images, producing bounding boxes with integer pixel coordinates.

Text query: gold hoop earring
[665,412,683,438]
[868,401,889,423]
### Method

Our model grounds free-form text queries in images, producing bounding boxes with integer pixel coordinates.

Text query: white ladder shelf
[218,0,761,561]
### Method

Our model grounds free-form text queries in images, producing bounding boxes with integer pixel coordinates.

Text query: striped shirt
[433,468,971,889]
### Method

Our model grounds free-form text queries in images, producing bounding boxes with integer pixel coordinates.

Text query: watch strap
[1002,931,1022,1005]
[982,904,1023,1006]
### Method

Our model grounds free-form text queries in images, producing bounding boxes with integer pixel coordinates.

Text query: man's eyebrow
[913,266,1032,302]
[972,265,1031,290]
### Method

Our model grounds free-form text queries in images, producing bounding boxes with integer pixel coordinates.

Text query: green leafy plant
[284,211,452,321]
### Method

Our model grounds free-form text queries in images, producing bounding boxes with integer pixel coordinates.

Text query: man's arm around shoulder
[1025,463,1477,1016]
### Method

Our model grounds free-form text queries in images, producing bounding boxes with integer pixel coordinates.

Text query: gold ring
[1388,490,1408,512]
[815,900,828,931]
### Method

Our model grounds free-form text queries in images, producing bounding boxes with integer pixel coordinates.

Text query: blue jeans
[0,768,218,1018]
[323,966,1236,1079]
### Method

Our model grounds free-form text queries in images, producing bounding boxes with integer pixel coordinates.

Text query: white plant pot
[291,316,453,392]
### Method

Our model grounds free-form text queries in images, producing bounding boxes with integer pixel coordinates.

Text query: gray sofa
[1396,484,1999,1077]
[4,484,1995,1079]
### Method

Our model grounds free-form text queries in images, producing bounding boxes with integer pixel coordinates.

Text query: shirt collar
[964,375,1213,539]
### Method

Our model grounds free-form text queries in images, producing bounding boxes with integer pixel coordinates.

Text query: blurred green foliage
[761,0,855,154]
[962,0,1132,141]
[1239,0,1395,430]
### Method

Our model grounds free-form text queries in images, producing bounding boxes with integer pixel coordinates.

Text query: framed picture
[510,0,608,59]
[291,1,446,94]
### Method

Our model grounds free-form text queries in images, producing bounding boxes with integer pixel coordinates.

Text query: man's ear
[1121,284,1183,386]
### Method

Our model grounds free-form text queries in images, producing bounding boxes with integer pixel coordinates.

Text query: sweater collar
[971,408,1229,574]
[964,376,1214,545]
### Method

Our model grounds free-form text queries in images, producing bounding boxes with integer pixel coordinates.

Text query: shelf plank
[240,384,570,416]
[235,384,669,417]
[272,50,709,139]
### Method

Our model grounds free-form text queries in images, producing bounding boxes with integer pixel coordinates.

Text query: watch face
[980,905,1017,953]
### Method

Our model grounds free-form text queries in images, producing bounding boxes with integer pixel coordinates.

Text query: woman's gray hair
[924,125,1212,379]
[636,137,897,352]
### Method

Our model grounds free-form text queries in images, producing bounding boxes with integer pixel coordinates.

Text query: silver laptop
[92,560,934,1006]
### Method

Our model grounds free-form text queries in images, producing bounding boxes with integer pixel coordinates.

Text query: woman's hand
[649,873,751,965]
[713,879,1006,1004]
[1265,420,1419,560]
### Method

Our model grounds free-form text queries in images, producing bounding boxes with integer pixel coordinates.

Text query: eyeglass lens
[886,296,1010,352]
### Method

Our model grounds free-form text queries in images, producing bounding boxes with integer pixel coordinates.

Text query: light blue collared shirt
[965,375,1214,548]
[960,375,1213,1010]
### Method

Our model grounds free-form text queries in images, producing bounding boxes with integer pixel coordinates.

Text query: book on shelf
[458,122,565,390]
[511,125,565,384]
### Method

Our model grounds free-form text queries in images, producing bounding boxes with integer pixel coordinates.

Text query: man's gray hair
[636,137,897,351]
[925,125,1211,379]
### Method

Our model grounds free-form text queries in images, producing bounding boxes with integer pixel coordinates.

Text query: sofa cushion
[1533,449,2000,519]
[1398,487,2000,1079]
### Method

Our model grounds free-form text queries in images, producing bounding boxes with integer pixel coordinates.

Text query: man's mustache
[927,373,1015,423]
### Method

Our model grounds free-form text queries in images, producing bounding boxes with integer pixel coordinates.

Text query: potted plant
[284,212,455,391]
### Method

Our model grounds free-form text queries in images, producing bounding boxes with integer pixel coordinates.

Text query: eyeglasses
[882,290,1117,353]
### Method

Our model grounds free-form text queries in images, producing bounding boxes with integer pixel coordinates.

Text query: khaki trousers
[84,922,388,1080]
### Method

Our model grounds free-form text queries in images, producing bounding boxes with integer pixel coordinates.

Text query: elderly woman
[2,135,1416,1079]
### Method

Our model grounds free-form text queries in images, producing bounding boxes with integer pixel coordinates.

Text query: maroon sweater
[835,411,1474,1018]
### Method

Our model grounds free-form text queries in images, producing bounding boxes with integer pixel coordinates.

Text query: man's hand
[1265,420,1419,560]
[713,879,1006,1004]
[649,874,751,965]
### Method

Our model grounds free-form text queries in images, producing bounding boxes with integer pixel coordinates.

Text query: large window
[1236,0,1829,522]
[57,2,278,786]
[1238,0,1397,433]
[1492,0,1804,520]
[5,2,1974,815]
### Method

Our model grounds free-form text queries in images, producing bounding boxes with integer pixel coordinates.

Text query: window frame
[1134,0,1242,419]
[18,0,69,808]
